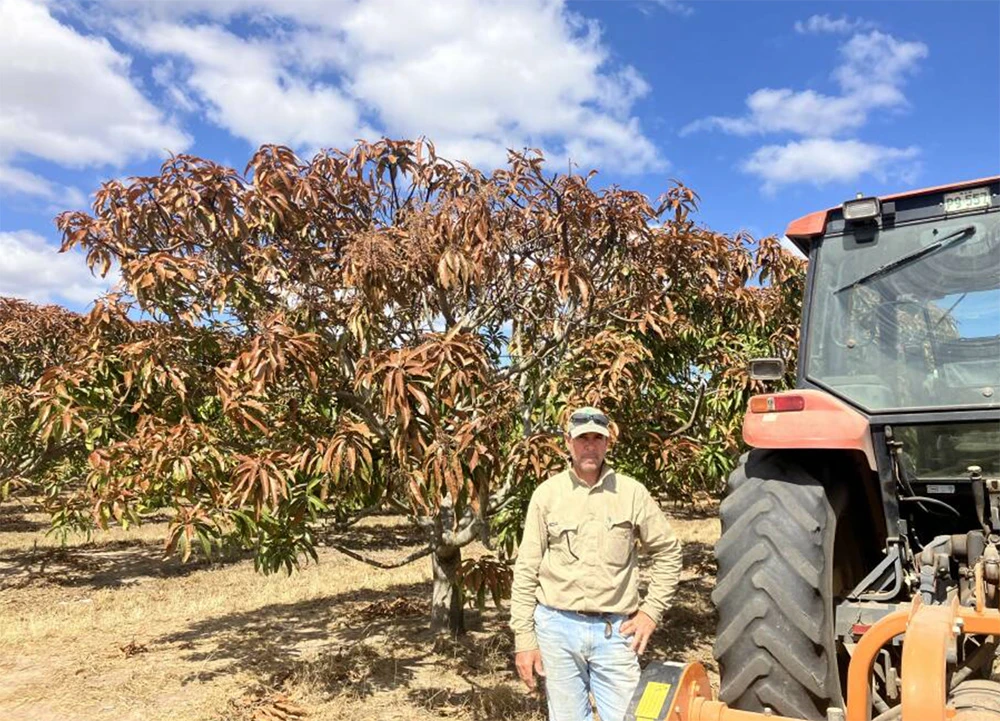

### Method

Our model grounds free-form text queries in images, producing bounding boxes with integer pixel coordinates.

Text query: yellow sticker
[634,681,672,720]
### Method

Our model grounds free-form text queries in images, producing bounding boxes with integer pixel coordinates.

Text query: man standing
[510,406,683,721]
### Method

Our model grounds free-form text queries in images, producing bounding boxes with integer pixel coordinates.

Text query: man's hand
[620,611,657,655]
[515,649,546,690]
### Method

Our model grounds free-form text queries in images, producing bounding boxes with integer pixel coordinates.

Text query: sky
[1,0,998,312]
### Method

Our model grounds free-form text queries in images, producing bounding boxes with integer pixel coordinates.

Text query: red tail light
[749,394,806,413]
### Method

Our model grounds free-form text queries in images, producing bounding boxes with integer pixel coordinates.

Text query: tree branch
[666,381,706,438]
[436,286,457,328]
[500,314,580,381]
[334,390,389,440]
[440,516,482,548]
[329,543,432,569]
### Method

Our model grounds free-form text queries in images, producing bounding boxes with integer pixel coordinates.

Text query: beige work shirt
[509,465,683,652]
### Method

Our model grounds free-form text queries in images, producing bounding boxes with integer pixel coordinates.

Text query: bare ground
[0,500,720,721]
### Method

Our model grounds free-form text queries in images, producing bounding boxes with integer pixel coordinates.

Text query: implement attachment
[627,598,1000,721]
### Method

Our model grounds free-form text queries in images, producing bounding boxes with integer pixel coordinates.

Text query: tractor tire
[713,450,844,720]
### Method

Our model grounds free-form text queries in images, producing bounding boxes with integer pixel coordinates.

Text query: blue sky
[1,0,998,311]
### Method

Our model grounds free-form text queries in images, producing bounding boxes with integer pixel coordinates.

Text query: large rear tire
[713,450,844,719]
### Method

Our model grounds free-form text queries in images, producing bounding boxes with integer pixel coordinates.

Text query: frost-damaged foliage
[0,298,90,522]
[40,139,803,632]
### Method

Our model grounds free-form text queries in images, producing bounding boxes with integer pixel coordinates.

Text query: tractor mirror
[749,357,785,381]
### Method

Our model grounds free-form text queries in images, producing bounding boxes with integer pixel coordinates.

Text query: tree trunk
[430,543,465,635]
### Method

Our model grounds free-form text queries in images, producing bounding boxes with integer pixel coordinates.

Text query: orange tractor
[627,178,1000,720]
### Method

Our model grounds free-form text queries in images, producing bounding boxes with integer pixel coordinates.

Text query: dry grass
[0,500,720,721]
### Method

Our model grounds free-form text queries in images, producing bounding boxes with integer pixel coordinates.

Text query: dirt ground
[0,499,720,721]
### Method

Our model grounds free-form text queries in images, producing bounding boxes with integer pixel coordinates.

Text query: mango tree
[35,139,802,632]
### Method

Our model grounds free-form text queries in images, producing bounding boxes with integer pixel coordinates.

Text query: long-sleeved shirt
[509,465,683,652]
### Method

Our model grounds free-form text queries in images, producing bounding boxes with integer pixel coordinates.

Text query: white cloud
[683,26,927,190]
[0,0,190,167]
[682,30,927,139]
[151,60,199,113]
[743,138,920,193]
[105,0,663,172]
[794,14,875,35]
[834,30,929,97]
[341,0,660,171]
[0,230,118,306]
[682,87,871,138]
[2,0,662,216]
[130,21,369,151]
[0,164,87,207]
[652,0,694,18]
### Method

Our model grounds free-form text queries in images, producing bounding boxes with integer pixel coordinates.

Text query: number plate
[944,186,992,214]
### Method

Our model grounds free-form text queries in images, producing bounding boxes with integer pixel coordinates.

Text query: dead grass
[0,500,720,721]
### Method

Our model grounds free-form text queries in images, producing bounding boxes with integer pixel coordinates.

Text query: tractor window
[896,422,1000,479]
[805,210,1000,412]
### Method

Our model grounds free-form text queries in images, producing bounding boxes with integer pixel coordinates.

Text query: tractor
[625,177,1000,721]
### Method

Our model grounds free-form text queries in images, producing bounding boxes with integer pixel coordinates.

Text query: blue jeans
[533,604,641,721]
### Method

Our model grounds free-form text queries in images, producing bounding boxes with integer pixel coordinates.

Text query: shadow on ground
[0,538,249,591]
[154,579,548,721]
[408,680,546,720]
[0,501,50,533]
[315,515,426,552]
[156,580,429,684]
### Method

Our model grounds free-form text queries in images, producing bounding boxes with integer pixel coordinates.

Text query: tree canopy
[2,139,803,631]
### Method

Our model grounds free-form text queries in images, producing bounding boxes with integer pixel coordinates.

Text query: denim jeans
[533,604,641,721]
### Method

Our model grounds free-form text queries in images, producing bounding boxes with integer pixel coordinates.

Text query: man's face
[567,432,608,475]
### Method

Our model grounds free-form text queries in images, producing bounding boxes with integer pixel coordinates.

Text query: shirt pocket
[546,517,580,564]
[603,513,635,567]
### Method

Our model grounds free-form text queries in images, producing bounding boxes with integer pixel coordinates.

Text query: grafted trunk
[430,543,464,635]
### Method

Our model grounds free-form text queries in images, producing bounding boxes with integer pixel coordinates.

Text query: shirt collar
[568,463,615,490]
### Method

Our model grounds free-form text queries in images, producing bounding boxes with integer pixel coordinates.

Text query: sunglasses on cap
[569,412,610,427]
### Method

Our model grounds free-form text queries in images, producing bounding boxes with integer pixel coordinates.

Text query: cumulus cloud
[0,164,87,207]
[105,0,664,172]
[794,14,876,35]
[743,139,920,194]
[2,0,664,221]
[683,24,927,189]
[834,30,929,97]
[682,87,873,138]
[0,230,118,307]
[130,21,369,151]
[682,30,927,139]
[0,0,190,167]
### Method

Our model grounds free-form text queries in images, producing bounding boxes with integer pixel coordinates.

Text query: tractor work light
[749,394,806,413]
[843,196,882,222]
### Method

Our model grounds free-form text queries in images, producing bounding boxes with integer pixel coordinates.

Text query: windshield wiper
[835,225,976,294]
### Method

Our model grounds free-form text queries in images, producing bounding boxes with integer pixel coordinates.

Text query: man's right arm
[510,490,546,652]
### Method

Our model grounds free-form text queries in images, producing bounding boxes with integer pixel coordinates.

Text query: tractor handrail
[845,596,1000,721]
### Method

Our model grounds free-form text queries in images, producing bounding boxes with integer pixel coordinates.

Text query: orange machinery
[628,596,1000,721]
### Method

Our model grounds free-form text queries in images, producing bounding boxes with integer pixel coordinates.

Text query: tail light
[749,394,806,413]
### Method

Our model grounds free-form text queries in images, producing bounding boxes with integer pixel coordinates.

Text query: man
[510,406,683,721]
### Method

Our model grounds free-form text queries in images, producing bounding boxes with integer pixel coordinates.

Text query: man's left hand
[619,611,656,655]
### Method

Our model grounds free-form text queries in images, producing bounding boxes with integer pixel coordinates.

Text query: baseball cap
[567,406,610,439]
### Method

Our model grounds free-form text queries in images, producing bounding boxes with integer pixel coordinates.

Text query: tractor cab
[795,180,1000,545]
[802,186,1000,419]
